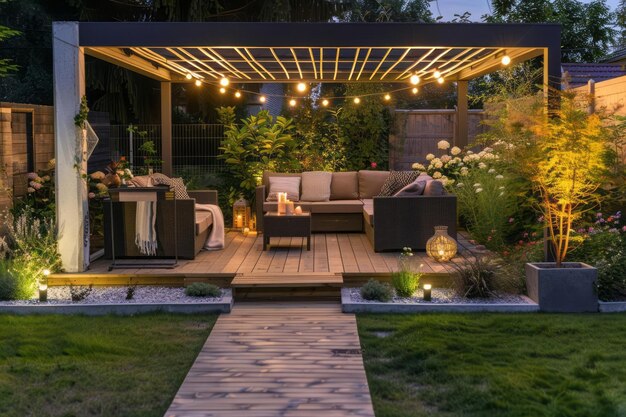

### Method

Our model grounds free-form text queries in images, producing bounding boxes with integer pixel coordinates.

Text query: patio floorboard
[165,302,375,417]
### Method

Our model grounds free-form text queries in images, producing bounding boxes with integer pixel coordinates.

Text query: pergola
[52,21,561,272]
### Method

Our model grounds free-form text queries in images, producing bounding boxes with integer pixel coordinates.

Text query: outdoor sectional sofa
[104,189,217,260]
[256,170,456,251]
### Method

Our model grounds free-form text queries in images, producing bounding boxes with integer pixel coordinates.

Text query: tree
[486,0,614,63]
[0,0,19,78]
[616,0,626,47]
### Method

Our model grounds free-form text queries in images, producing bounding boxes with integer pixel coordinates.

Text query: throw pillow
[330,171,359,200]
[150,173,190,199]
[358,170,390,198]
[300,171,332,202]
[128,175,152,188]
[378,171,420,196]
[394,178,427,196]
[424,180,445,196]
[267,176,301,201]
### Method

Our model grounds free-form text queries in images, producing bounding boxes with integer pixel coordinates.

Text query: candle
[294,205,303,215]
[285,201,294,215]
[236,214,243,228]
[277,192,287,214]
[243,227,250,236]
[423,284,432,302]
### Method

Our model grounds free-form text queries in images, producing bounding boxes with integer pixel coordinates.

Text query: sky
[430,0,621,21]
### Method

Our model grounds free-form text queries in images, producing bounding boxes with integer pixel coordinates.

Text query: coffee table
[263,212,311,251]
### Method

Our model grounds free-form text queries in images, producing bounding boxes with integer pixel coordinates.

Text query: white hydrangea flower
[440,154,452,163]
[495,175,504,179]
[450,146,462,156]
[499,186,505,190]
[478,162,487,169]
[437,140,451,150]
[412,162,425,171]
[431,158,443,169]
[457,182,464,188]
[475,188,483,193]
[473,183,481,187]
[432,171,442,179]
[426,153,435,161]
[488,168,496,174]
[460,167,469,176]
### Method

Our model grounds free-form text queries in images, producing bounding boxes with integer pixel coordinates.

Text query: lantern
[426,226,457,262]
[232,197,250,231]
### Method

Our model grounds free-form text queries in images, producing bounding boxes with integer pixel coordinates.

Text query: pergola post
[544,46,562,113]
[455,80,469,148]
[161,81,173,176]
[53,22,89,272]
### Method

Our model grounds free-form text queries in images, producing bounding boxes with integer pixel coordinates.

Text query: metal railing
[109,123,226,176]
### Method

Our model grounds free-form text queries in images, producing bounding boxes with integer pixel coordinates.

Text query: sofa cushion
[394,173,432,196]
[263,201,312,213]
[330,172,359,200]
[195,210,213,236]
[424,180,445,196]
[358,170,389,199]
[300,171,332,202]
[361,199,374,226]
[308,200,364,214]
[262,171,301,189]
[267,176,301,201]
[378,170,420,196]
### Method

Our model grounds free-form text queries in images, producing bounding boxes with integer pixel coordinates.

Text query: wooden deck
[165,303,375,417]
[64,232,475,281]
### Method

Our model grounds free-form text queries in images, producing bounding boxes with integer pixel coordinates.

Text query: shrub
[185,282,221,298]
[360,279,393,302]
[453,257,501,298]
[0,258,38,301]
[392,270,421,297]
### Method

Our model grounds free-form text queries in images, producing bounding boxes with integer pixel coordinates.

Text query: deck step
[231,272,343,288]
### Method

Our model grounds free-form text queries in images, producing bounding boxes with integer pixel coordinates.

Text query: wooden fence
[389,109,488,170]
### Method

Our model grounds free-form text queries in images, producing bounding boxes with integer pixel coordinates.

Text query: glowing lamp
[384,94,391,101]
[426,226,457,262]
[194,79,202,87]
[433,70,441,79]
[412,87,418,94]
[232,197,250,231]
[437,77,444,84]
[185,73,193,80]
[321,99,329,107]
[353,97,361,104]
[39,269,50,302]
[423,284,432,301]
[501,55,511,65]
[297,82,307,92]
[235,91,241,98]
[259,95,266,103]
[289,99,296,107]
[410,74,420,85]
[219,77,230,86]
[219,87,226,94]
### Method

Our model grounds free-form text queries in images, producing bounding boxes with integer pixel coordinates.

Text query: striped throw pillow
[266,176,301,201]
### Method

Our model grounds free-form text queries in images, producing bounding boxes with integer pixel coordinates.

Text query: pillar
[161,81,172,176]
[543,46,562,115]
[456,80,469,148]
[0,107,12,212]
[53,22,89,272]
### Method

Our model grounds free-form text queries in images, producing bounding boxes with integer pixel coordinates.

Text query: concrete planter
[525,262,598,313]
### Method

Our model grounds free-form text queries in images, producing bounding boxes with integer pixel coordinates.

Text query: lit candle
[277,192,287,214]
[294,205,303,215]
[236,214,243,228]
[423,284,432,302]
[285,201,294,215]
[243,227,250,236]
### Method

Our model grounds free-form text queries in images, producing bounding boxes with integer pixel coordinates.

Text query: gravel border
[342,288,539,313]
[0,287,232,315]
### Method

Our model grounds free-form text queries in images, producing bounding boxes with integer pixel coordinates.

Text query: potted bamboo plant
[524,91,606,312]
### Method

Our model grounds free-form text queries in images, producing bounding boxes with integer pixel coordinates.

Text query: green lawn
[0,313,216,417]
[358,313,626,417]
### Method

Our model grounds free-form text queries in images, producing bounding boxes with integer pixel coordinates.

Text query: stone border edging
[0,296,233,315]
[598,301,626,313]
[341,288,539,313]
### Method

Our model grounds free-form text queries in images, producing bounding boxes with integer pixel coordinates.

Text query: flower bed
[0,286,232,315]
[342,287,538,313]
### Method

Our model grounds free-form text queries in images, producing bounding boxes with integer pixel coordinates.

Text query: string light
[437,77,444,84]
[384,94,391,101]
[501,55,511,65]
[235,91,241,98]
[220,77,230,86]
[433,70,441,79]
[185,73,193,80]
[412,87,418,94]
[410,74,420,85]
[321,99,329,107]
[289,99,297,107]
[297,82,307,92]
[353,97,361,104]
[195,79,202,87]
[259,95,266,103]
[219,87,226,94]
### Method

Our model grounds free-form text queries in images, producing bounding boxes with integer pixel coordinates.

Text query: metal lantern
[426,226,457,262]
[232,197,250,231]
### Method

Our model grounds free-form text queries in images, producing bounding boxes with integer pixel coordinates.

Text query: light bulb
[384,94,391,101]
[321,99,329,107]
[353,97,360,104]
[195,79,202,87]
[297,82,307,92]
[235,91,241,98]
[220,77,230,86]
[437,77,444,84]
[43,269,50,277]
[412,87,418,94]
[501,55,511,65]
[259,95,266,103]
[219,87,226,94]
[410,74,420,85]
[433,70,441,79]
[185,73,193,80]
[289,99,296,107]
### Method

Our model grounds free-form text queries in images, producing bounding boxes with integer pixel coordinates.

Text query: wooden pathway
[165,303,375,417]
[79,232,475,277]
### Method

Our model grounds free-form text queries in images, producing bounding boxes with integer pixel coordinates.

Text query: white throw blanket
[195,204,225,250]
[135,200,157,255]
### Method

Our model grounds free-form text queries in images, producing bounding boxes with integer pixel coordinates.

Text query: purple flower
[88,192,96,199]
[27,172,38,180]
[588,227,594,233]
[508,218,514,223]
[596,212,603,218]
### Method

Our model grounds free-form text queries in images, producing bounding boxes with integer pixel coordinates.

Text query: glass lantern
[232,197,250,231]
[426,226,457,262]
